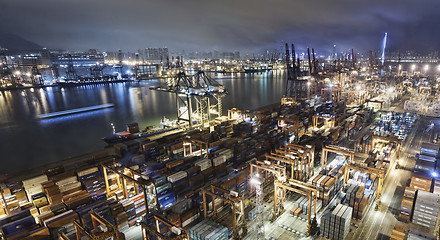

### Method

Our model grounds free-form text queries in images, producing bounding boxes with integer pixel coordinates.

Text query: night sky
[1,0,439,53]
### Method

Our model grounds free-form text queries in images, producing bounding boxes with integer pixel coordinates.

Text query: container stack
[412,190,440,229]
[41,180,62,205]
[321,204,352,240]
[433,179,440,194]
[295,196,322,214]
[406,229,436,240]
[399,186,416,222]
[43,209,79,239]
[312,174,337,206]
[77,167,106,197]
[290,207,303,217]
[1,181,28,214]
[120,198,137,226]
[189,219,228,240]
[110,201,130,232]
[410,174,432,192]
[23,175,49,212]
[0,209,46,240]
[56,175,82,199]
[131,193,146,217]
[390,225,407,240]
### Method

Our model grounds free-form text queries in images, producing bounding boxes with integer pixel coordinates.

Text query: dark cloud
[0,0,439,53]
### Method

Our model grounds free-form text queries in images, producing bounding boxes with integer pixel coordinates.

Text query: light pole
[424,65,429,75]
[251,175,265,240]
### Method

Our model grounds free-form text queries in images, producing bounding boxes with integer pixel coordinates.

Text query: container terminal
[1,43,440,240]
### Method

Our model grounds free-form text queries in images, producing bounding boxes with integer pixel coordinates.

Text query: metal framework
[202,185,247,239]
[251,176,265,240]
[66,54,78,81]
[366,99,384,110]
[273,179,318,233]
[228,108,248,121]
[312,114,336,129]
[89,64,105,79]
[281,97,297,106]
[250,160,287,180]
[30,56,43,86]
[151,71,226,128]
[265,144,314,182]
[183,138,209,157]
[135,63,161,80]
[141,214,188,240]
[371,135,401,176]
[102,163,159,213]
[344,164,384,199]
[59,212,122,240]
[284,43,307,99]
[321,145,355,168]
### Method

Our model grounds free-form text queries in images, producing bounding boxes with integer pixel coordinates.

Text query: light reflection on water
[0,71,286,173]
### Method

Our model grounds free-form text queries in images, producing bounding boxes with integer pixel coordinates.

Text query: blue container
[1,215,36,238]
[158,192,175,203]
[158,185,173,196]
[80,171,101,182]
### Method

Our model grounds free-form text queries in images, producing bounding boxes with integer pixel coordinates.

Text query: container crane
[284,43,308,100]
[150,71,226,129]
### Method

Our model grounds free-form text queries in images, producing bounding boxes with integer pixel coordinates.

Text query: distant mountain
[0,33,43,54]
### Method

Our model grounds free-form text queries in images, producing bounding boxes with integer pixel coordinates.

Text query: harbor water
[0,71,287,174]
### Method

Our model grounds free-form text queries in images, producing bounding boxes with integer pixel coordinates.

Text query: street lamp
[250,175,265,240]
[424,65,429,74]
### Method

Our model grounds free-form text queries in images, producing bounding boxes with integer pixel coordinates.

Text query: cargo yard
[2,57,440,240]
[1,2,440,239]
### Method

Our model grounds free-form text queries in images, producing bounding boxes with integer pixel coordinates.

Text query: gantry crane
[141,214,188,240]
[0,49,16,86]
[321,145,355,168]
[66,54,78,81]
[182,137,209,157]
[89,63,105,79]
[265,145,313,182]
[202,185,246,239]
[59,211,124,240]
[344,163,385,199]
[30,56,43,86]
[151,71,226,128]
[312,114,336,129]
[273,179,318,234]
[101,162,159,213]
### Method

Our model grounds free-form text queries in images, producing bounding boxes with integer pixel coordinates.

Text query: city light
[250,175,264,185]
[424,65,429,72]
[14,71,21,75]
[432,171,438,178]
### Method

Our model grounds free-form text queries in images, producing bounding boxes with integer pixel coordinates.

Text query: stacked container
[321,204,352,240]
[412,190,440,229]
[189,219,228,240]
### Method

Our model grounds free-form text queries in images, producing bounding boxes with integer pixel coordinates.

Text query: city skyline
[1,0,439,53]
